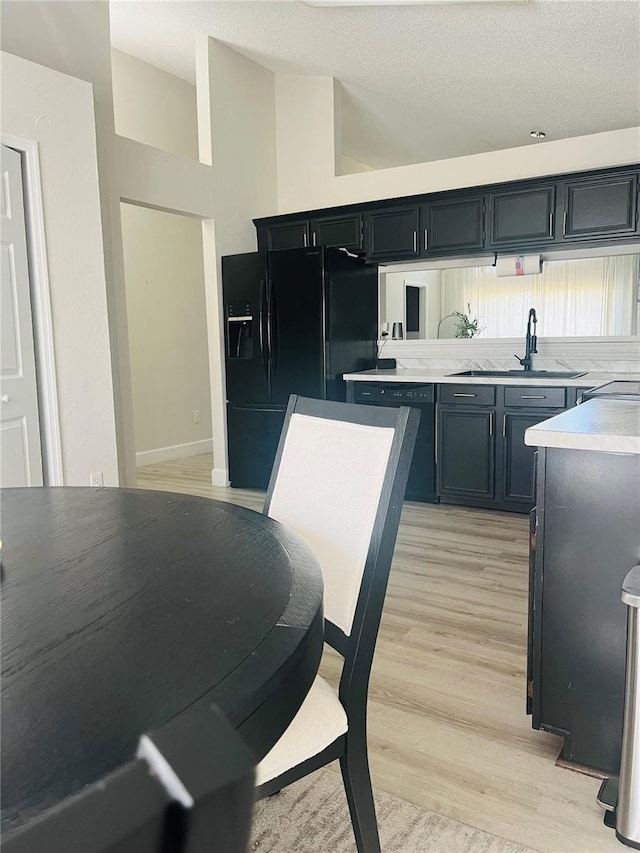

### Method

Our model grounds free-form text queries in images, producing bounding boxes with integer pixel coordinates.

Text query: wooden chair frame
[256,395,420,853]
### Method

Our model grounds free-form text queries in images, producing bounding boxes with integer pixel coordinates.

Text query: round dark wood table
[0,487,324,834]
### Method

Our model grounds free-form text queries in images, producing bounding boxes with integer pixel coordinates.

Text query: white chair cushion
[256,675,348,786]
[268,413,395,636]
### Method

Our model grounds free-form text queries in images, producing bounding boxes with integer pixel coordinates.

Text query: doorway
[119,203,212,479]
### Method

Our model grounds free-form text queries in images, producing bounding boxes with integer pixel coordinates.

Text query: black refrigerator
[223,247,378,488]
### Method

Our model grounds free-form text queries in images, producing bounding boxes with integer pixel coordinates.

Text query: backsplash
[381,337,640,375]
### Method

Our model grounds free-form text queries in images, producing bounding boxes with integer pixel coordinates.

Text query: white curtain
[441,255,638,337]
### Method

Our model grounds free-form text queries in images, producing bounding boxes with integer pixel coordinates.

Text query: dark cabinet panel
[227,404,286,489]
[489,186,556,245]
[439,384,496,407]
[309,214,362,251]
[256,166,640,263]
[364,206,420,259]
[502,411,553,505]
[561,174,638,239]
[265,222,309,251]
[437,407,495,499]
[531,448,640,773]
[503,386,566,409]
[421,196,485,254]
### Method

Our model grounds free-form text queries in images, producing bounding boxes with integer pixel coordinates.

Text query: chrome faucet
[515,308,538,371]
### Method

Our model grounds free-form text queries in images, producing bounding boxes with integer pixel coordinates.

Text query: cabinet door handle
[434,409,439,464]
[549,212,553,235]
[563,211,567,236]
[413,231,417,252]
[489,412,494,436]
[424,228,429,251]
[303,231,308,247]
[312,231,317,247]
[521,395,546,399]
[502,414,506,437]
[453,392,477,397]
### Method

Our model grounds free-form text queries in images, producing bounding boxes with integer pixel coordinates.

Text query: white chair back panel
[267,414,395,636]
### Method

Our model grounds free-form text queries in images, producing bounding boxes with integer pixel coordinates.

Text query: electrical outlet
[90,472,104,487]
[193,410,200,424]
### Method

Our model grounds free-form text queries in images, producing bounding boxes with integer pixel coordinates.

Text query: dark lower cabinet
[529,447,640,774]
[489,185,556,245]
[501,411,560,505]
[437,385,574,512]
[436,407,495,499]
[561,173,639,240]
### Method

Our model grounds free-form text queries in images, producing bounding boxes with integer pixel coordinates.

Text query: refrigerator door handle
[269,280,279,375]
[259,278,269,380]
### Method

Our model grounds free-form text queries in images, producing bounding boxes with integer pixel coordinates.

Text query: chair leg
[339,735,381,853]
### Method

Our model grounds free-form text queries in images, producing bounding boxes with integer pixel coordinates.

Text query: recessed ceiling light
[530,130,547,139]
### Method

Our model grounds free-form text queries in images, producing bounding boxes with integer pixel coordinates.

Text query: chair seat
[256,675,348,786]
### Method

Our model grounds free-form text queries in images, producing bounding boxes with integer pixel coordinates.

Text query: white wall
[121,204,212,461]
[382,272,407,332]
[341,155,374,174]
[275,75,640,214]
[111,50,212,465]
[423,272,442,341]
[1,0,137,486]
[0,51,119,485]
[196,36,277,485]
[112,49,198,160]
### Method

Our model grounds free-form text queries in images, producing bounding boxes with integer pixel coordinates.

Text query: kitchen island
[525,394,640,775]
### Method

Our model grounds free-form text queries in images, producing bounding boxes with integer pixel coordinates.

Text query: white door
[0,145,44,486]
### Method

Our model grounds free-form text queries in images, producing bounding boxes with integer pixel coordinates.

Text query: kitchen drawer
[438,385,496,406]
[504,386,566,408]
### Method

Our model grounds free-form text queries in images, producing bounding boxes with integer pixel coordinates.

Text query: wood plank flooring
[137,454,619,853]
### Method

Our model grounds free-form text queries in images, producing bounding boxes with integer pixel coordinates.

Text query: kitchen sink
[450,370,586,378]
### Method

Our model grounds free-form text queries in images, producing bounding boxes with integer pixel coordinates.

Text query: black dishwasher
[352,383,438,503]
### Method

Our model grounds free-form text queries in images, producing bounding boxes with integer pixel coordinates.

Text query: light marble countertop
[343,368,640,388]
[524,398,640,454]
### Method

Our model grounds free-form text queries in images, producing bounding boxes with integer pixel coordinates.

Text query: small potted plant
[453,304,484,339]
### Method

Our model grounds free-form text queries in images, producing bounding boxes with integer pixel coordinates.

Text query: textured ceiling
[109,0,640,170]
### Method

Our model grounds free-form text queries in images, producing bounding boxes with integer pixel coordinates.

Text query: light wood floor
[138,454,619,853]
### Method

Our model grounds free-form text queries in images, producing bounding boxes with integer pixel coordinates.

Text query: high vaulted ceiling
[109,0,640,170]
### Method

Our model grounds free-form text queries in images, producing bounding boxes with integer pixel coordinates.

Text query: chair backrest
[264,396,419,708]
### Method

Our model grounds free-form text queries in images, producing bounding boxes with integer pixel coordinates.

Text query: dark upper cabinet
[560,173,639,240]
[489,185,556,246]
[420,196,485,255]
[264,221,309,251]
[436,407,495,500]
[364,206,420,259]
[256,166,640,261]
[309,214,362,251]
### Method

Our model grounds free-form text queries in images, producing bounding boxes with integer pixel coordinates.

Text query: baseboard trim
[211,467,229,487]
[136,439,213,468]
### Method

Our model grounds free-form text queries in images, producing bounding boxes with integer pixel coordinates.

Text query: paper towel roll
[495,254,542,277]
